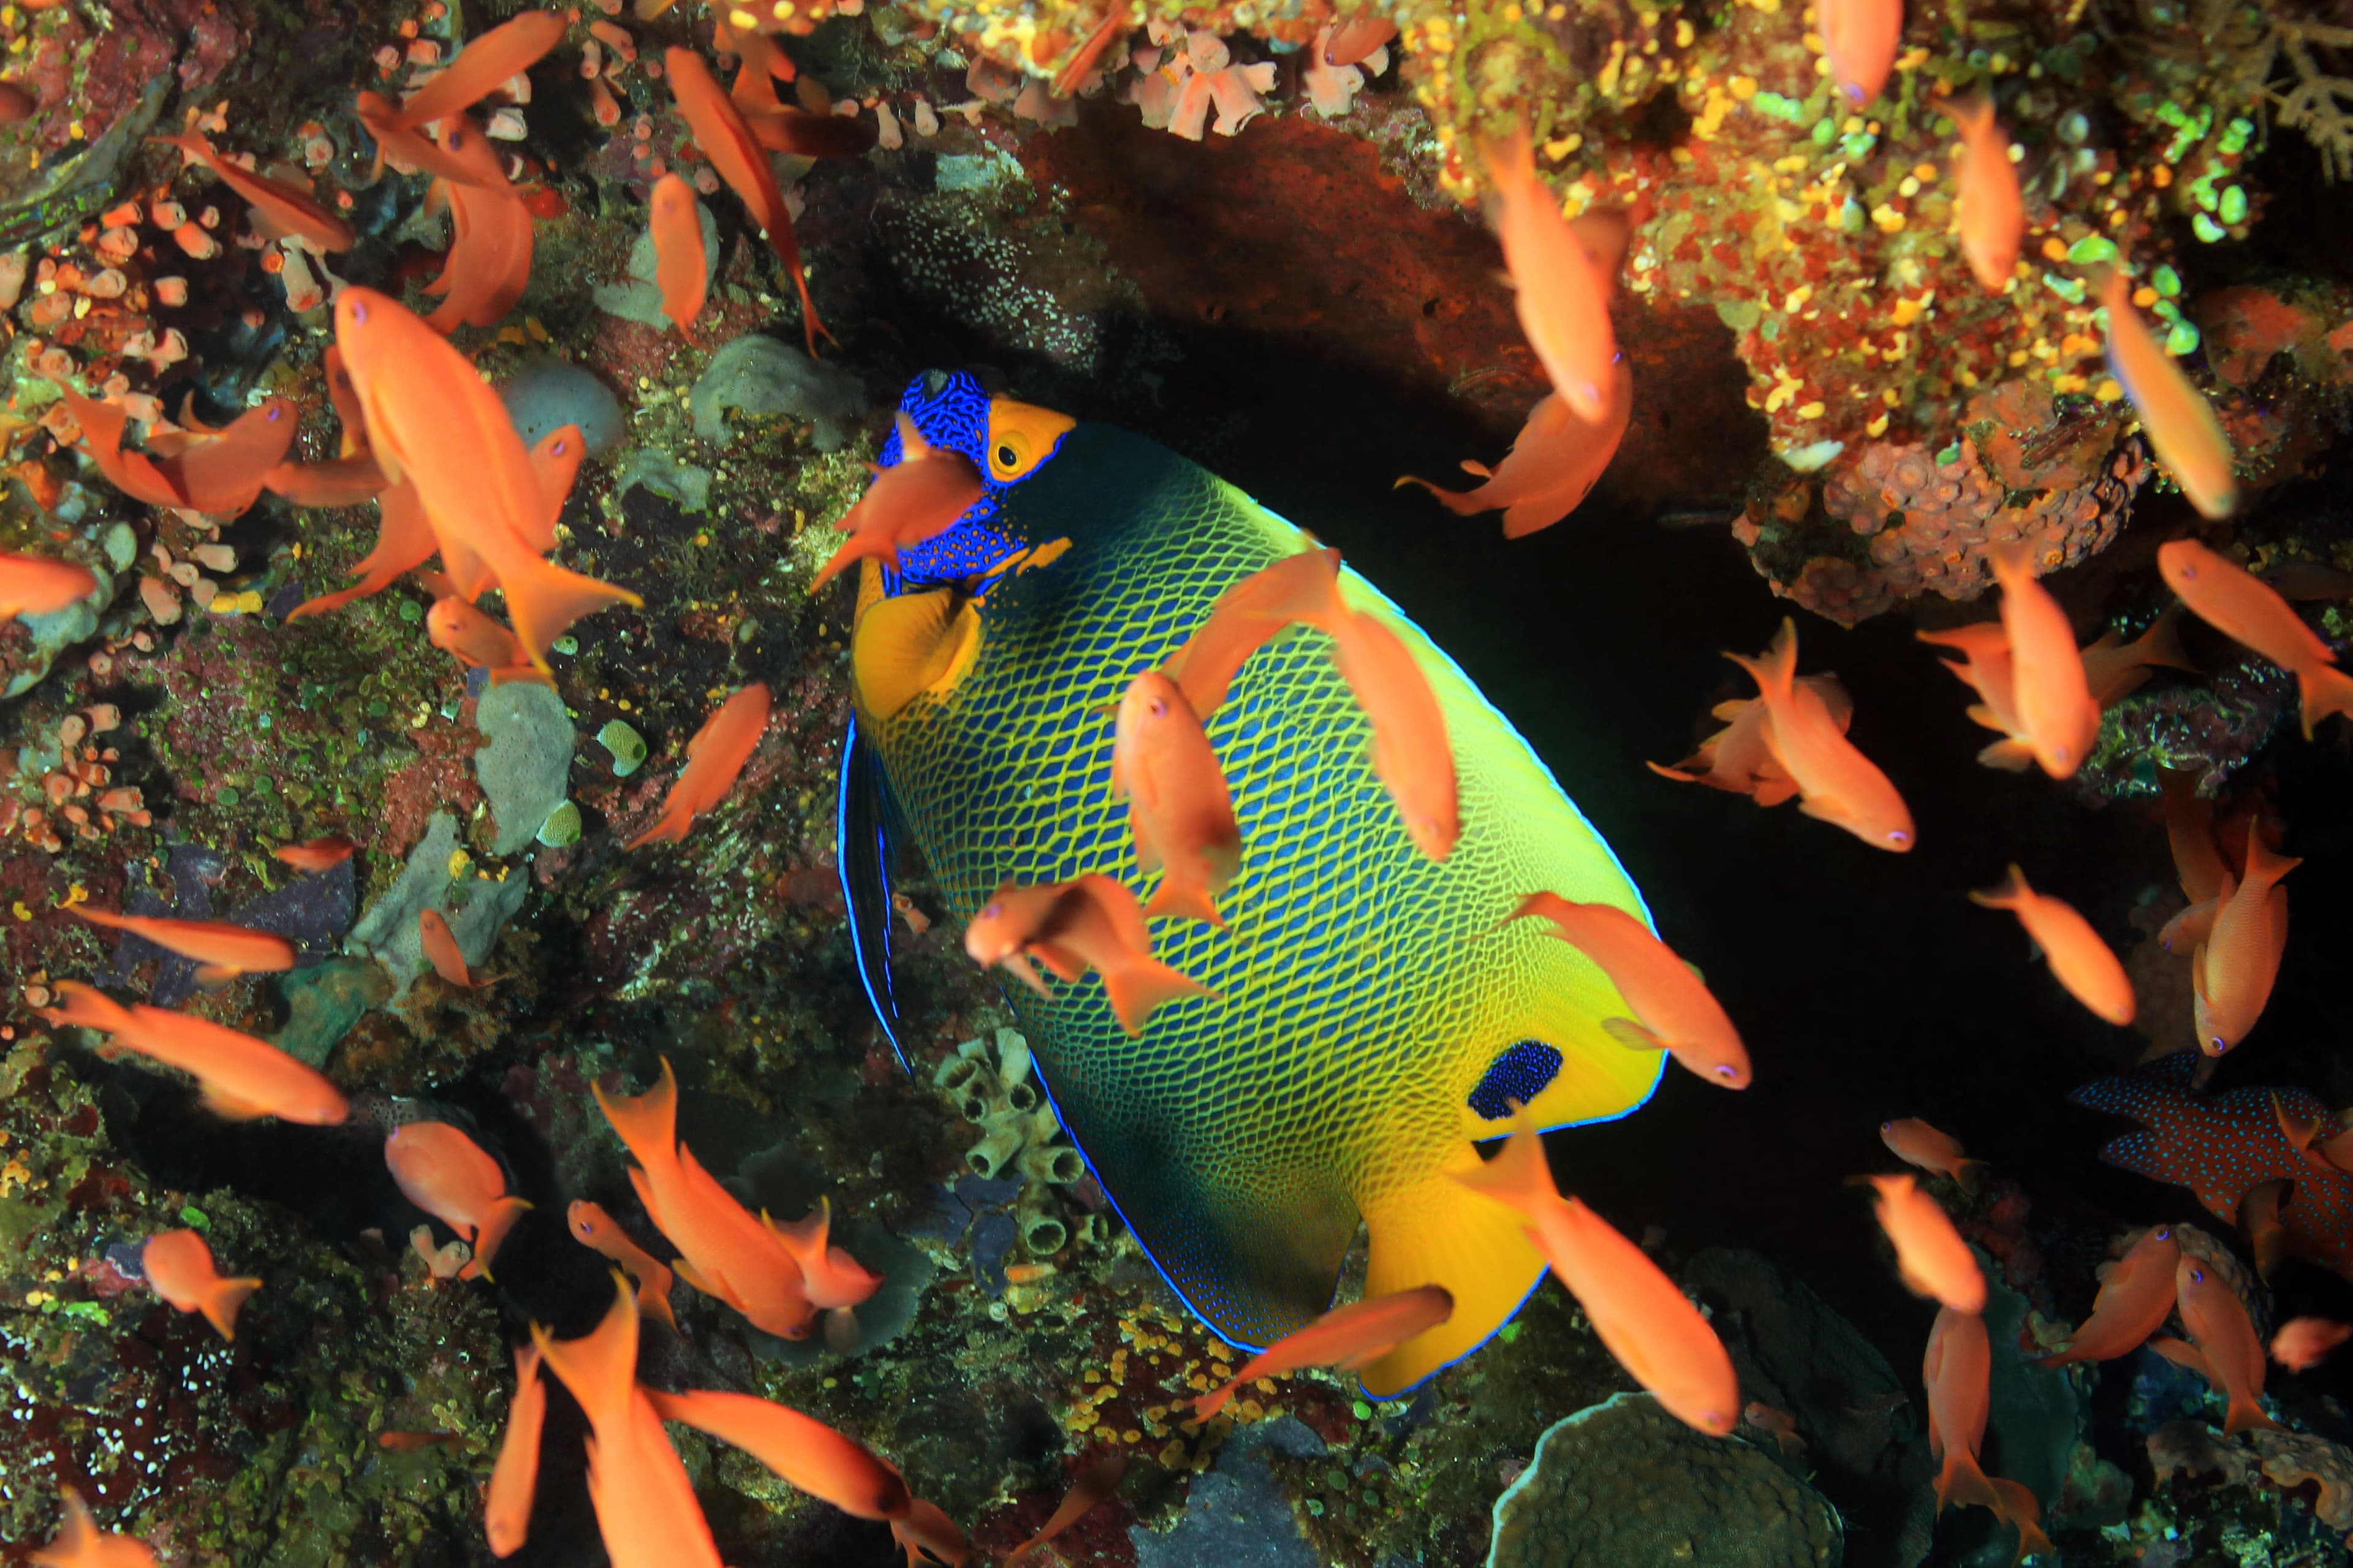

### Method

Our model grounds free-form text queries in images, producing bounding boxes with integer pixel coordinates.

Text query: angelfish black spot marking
[1468,1040,1563,1122]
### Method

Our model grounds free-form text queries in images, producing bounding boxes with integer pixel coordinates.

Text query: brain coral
[1734,381,2150,624]
[1487,1391,1843,1568]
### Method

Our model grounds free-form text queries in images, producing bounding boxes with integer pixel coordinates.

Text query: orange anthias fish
[1325,15,1400,64]
[1327,607,1460,862]
[1,552,96,619]
[2038,1224,2179,1366]
[626,683,772,849]
[1192,1286,1454,1420]
[1051,7,1133,96]
[151,131,354,251]
[1968,865,2135,1026]
[1162,547,1346,718]
[355,90,506,189]
[1923,1305,2002,1515]
[2158,765,2229,953]
[30,1487,157,1568]
[142,1227,262,1341]
[767,1197,884,1318]
[664,47,828,355]
[1743,1403,1805,1453]
[426,597,545,686]
[1650,673,1852,804]
[335,288,641,667]
[1989,545,2098,779]
[1397,361,1633,539]
[1454,1110,1738,1435]
[1915,621,2033,772]
[1880,1118,1988,1192]
[531,1276,727,1568]
[262,452,388,508]
[2158,539,2353,735]
[1007,1454,1128,1568]
[568,1200,678,1329]
[384,1121,531,1279]
[1859,1174,1985,1312]
[643,1387,904,1519]
[1943,94,2021,294]
[72,906,295,984]
[419,118,534,335]
[273,836,356,873]
[2080,608,2194,709]
[2194,825,2296,1055]
[2106,273,2237,520]
[1506,893,1749,1088]
[648,173,707,342]
[1110,669,1241,926]
[1478,124,1619,425]
[385,10,566,130]
[417,908,487,988]
[2273,1316,2353,1373]
[811,417,987,591]
[485,1342,546,1558]
[55,385,298,518]
[44,982,348,1124]
[286,480,436,621]
[377,1430,460,1452]
[1727,618,1915,850]
[594,1058,816,1339]
[2175,1254,2281,1433]
[648,1387,968,1564]
[1820,0,1901,105]
[963,874,1213,1038]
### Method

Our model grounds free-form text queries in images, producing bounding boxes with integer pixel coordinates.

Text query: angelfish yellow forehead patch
[985,397,1075,483]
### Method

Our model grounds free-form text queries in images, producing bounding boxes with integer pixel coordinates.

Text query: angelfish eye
[995,442,1019,468]
[1714,1064,1737,1079]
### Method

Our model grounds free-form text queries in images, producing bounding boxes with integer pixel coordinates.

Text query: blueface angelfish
[838,371,1666,1393]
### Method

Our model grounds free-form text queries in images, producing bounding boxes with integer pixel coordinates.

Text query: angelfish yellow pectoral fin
[1355,1142,1546,1397]
[851,585,982,722]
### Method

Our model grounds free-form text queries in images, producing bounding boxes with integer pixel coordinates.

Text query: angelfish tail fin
[1358,1141,1545,1397]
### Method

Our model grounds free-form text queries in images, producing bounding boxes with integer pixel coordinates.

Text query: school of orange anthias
[4,0,2344,1563]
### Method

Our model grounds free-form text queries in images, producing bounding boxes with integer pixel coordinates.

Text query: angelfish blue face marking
[1468,1040,1564,1122]
[877,370,1058,594]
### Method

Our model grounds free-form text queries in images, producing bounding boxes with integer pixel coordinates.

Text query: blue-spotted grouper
[838,371,1665,1394]
[2072,1050,2353,1278]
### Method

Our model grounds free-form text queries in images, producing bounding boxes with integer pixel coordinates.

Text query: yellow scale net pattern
[865,423,1661,1383]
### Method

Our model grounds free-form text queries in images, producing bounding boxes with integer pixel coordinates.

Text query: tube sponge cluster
[935,1027,1090,1257]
